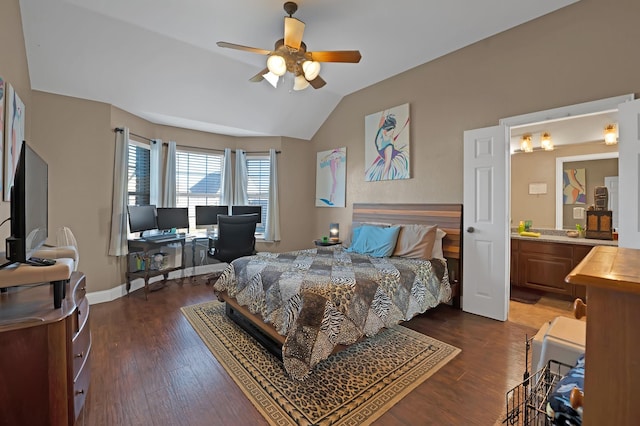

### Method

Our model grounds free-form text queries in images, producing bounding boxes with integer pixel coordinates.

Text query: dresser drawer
[72,296,89,336]
[73,347,91,422]
[72,315,91,378]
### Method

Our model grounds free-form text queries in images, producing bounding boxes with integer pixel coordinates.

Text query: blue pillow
[346,225,401,257]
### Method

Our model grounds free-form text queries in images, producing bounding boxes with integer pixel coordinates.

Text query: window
[127,141,151,206]
[246,155,270,235]
[175,148,223,230]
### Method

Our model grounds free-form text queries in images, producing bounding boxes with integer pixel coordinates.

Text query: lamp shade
[329,223,339,241]
[267,54,287,76]
[293,74,310,91]
[302,60,321,81]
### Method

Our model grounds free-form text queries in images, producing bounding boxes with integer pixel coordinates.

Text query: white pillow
[431,228,447,259]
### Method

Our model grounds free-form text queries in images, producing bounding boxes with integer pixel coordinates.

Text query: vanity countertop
[511,232,618,246]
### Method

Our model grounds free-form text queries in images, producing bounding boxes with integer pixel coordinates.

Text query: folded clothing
[546,353,584,426]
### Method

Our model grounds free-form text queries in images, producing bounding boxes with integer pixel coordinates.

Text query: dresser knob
[75,351,84,358]
[75,389,85,396]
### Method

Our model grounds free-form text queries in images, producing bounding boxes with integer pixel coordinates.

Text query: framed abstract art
[316,147,346,207]
[364,103,410,181]
[4,83,25,200]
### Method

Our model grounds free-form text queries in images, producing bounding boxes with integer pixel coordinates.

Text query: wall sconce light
[604,124,617,145]
[329,223,339,241]
[540,132,554,151]
[520,134,533,152]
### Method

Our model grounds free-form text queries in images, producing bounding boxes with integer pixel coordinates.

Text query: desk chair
[209,214,258,263]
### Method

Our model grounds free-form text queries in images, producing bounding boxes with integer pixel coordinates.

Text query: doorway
[462,93,634,322]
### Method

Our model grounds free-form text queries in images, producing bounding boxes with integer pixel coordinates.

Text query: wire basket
[503,337,573,425]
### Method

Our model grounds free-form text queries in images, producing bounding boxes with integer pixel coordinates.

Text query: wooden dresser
[0,272,90,425]
[565,246,640,425]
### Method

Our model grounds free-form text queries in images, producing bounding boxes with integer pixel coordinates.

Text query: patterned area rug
[181,301,461,426]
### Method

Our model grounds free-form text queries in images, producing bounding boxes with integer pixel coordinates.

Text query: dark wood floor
[81,277,537,425]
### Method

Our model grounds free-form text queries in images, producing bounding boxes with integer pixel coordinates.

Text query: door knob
[467,227,475,233]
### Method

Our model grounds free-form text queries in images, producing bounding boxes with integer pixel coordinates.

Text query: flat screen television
[4,141,49,266]
[195,205,228,229]
[156,207,189,232]
[127,205,157,236]
[231,205,262,224]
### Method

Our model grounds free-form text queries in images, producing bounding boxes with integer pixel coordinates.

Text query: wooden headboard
[352,203,463,306]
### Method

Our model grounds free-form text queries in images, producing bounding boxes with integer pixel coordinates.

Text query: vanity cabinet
[511,239,594,298]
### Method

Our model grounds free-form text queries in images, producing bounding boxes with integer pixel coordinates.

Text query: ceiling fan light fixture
[293,74,310,91]
[267,54,287,76]
[302,60,321,81]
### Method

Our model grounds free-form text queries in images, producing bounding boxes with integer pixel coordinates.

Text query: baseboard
[86,263,228,305]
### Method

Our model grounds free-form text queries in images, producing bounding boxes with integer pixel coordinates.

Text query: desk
[126,236,186,298]
[565,246,640,425]
[188,235,215,276]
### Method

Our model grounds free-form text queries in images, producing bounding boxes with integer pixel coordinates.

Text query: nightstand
[314,239,342,247]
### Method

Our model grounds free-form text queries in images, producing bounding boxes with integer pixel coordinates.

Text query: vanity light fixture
[520,134,533,153]
[604,124,617,145]
[540,132,554,151]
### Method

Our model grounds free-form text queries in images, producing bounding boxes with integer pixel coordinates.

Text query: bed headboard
[352,203,463,306]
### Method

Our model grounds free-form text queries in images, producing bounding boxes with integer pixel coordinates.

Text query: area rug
[510,287,543,304]
[181,301,461,426]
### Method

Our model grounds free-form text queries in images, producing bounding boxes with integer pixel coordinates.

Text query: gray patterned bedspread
[213,246,451,380]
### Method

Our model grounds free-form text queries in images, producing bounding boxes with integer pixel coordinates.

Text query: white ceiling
[19,0,579,140]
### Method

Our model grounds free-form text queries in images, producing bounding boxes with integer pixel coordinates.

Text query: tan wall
[310,0,640,239]
[0,0,32,240]
[511,142,618,229]
[27,99,316,293]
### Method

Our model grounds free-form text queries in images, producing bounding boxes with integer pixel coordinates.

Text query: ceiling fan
[217,1,362,91]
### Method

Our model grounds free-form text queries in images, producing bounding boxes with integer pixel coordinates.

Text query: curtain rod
[114,127,280,154]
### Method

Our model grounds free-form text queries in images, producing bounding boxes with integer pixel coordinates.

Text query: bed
[212,203,463,380]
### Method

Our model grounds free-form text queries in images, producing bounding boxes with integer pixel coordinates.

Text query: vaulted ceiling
[19,0,578,140]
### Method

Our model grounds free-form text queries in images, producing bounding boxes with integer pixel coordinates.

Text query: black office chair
[209,214,258,263]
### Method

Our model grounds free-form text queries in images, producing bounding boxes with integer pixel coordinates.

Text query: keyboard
[143,234,180,242]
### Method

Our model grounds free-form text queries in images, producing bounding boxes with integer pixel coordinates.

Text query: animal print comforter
[213,246,451,380]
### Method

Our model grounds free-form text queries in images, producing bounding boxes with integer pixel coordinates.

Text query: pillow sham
[346,225,401,257]
[343,221,390,248]
[432,228,447,259]
[392,224,438,259]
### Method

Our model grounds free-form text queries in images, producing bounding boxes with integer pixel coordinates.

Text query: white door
[604,176,619,230]
[463,125,509,321]
[618,99,640,248]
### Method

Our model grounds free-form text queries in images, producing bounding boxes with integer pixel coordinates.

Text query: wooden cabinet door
[510,239,519,286]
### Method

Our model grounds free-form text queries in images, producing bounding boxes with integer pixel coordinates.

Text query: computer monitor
[231,205,262,224]
[195,205,228,229]
[127,205,157,234]
[156,207,189,232]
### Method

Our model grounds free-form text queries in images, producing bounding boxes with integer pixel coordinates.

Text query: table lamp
[329,223,339,241]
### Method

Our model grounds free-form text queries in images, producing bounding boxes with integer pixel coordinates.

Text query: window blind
[127,142,151,206]
[176,149,224,230]
[246,156,270,234]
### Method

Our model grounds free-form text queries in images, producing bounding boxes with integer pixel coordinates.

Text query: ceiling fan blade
[217,41,271,55]
[308,50,362,63]
[249,68,269,82]
[284,17,305,50]
[308,75,326,89]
